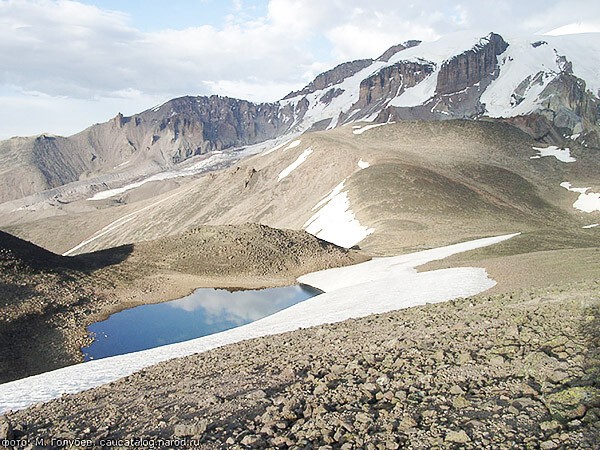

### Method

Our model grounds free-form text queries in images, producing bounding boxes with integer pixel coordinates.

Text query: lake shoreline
[1,224,367,384]
[83,284,320,361]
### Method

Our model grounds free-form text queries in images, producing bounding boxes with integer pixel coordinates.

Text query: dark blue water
[82,285,320,361]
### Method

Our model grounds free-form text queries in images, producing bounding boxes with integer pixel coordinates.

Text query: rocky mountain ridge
[1,31,599,203]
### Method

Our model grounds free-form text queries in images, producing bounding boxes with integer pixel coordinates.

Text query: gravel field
[2,281,598,449]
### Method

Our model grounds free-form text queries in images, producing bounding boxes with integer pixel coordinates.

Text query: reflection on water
[82,285,320,361]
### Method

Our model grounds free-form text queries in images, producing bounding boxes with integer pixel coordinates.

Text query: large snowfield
[281,31,600,130]
[0,233,518,414]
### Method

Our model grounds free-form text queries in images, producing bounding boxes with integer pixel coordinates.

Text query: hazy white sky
[1,0,599,138]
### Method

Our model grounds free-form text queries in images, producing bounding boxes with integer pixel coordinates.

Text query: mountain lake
[82,285,321,360]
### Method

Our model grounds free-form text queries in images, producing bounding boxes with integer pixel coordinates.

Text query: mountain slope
[0,96,294,203]
[282,32,600,144]
[4,281,599,448]
[1,31,599,205]
[4,120,598,259]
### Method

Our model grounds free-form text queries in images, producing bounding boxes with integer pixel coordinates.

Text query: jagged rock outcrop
[436,33,508,95]
[504,70,600,145]
[540,73,600,138]
[354,61,434,117]
[0,96,295,202]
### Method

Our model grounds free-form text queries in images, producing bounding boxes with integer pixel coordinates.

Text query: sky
[1,0,599,139]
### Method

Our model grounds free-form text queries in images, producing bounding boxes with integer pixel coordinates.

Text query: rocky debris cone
[3,281,599,449]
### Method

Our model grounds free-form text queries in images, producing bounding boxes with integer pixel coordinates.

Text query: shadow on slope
[0,230,133,382]
[0,230,133,274]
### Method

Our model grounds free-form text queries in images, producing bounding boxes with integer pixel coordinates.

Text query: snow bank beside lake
[0,233,518,414]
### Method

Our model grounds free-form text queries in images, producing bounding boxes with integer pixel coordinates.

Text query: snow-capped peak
[278,31,600,142]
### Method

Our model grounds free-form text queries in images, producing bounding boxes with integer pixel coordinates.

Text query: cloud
[0,0,318,102]
[169,286,306,325]
[1,0,599,138]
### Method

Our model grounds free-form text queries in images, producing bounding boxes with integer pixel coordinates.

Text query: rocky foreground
[1,281,599,449]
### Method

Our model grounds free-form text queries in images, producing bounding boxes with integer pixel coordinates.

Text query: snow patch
[353,123,392,135]
[530,145,576,163]
[284,140,302,151]
[561,182,600,212]
[389,72,438,107]
[89,174,171,200]
[261,140,290,156]
[311,180,346,211]
[303,182,373,248]
[88,153,234,201]
[0,233,518,414]
[358,159,370,169]
[582,223,599,229]
[545,23,600,36]
[277,147,313,181]
[300,233,520,292]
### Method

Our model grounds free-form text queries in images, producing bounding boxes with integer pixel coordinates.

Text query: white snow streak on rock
[89,153,232,201]
[277,147,313,181]
[352,123,390,135]
[261,140,290,156]
[0,233,519,414]
[89,174,172,201]
[582,223,599,229]
[561,182,600,213]
[280,62,388,132]
[263,138,304,157]
[115,160,130,168]
[390,72,438,107]
[530,146,576,163]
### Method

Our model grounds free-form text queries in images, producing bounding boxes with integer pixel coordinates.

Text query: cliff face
[72,95,294,167]
[355,61,434,115]
[0,96,295,202]
[541,73,600,134]
[503,67,600,145]
[436,33,508,95]
[132,96,292,160]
